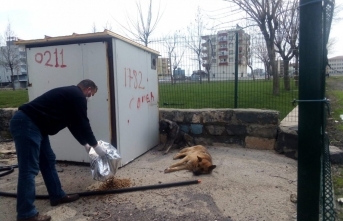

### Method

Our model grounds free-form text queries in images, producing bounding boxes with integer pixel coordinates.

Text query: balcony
[218,38,227,43]
[217,32,227,36]
[219,62,228,66]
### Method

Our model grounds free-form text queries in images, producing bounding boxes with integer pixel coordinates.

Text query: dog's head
[192,156,216,176]
[159,119,173,134]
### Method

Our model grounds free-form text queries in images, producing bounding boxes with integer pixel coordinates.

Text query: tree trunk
[266,62,271,80]
[283,59,290,91]
[10,68,15,91]
[294,52,299,87]
[268,47,279,95]
[169,55,173,85]
[248,65,255,81]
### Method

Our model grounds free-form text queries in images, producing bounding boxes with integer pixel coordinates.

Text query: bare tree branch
[162,31,185,84]
[274,0,299,90]
[224,0,282,95]
[112,0,164,46]
[0,22,20,90]
[186,6,206,77]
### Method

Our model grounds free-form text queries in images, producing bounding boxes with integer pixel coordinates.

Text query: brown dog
[164,145,216,175]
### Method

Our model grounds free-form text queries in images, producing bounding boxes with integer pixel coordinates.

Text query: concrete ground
[0,142,297,221]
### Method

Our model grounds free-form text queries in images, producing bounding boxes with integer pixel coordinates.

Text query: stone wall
[160,108,279,150]
[0,108,17,140]
[0,108,280,150]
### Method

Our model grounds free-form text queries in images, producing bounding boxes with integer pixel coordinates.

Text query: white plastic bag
[89,140,121,181]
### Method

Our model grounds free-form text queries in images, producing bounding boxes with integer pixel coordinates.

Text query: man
[10,79,106,221]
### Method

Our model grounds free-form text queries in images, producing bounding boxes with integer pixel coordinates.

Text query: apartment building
[201,26,250,79]
[157,57,170,76]
[0,37,27,88]
[327,55,343,76]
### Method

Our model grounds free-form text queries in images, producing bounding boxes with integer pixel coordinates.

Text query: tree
[202,35,216,82]
[114,0,163,46]
[186,7,206,83]
[162,32,184,84]
[327,3,343,56]
[252,34,271,79]
[274,0,299,91]
[224,0,282,95]
[103,21,113,31]
[92,22,97,33]
[0,22,20,90]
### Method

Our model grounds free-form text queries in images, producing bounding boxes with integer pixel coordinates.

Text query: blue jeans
[10,110,66,219]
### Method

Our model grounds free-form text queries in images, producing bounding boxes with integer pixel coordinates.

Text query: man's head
[77,79,98,99]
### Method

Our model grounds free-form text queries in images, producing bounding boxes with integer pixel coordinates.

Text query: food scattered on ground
[97,177,132,190]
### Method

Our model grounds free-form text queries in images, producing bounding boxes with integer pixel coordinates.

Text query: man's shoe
[17,213,51,221]
[50,194,80,206]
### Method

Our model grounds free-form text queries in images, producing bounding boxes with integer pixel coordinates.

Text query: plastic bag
[89,140,121,181]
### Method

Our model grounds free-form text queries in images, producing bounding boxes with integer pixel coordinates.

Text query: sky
[0,0,342,58]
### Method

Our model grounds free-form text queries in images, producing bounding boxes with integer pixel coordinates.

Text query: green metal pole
[234,31,238,108]
[297,0,324,219]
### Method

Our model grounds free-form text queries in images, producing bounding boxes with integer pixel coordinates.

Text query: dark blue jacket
[19,85,97,146]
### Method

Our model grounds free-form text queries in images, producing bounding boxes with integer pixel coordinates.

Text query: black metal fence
[297,0,336,219]
[148,33,298,121]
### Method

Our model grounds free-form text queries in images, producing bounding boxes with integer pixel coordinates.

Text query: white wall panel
[26,42,110,162]
[113,39,159,166]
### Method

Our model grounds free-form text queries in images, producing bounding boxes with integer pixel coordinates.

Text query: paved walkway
[280,106,298,127]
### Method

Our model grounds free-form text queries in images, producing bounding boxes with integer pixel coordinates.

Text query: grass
[159,79,298,119]
[0,89,29,108]
[325,76,343,220]
[0,80,298,120]
[326,77,343,131]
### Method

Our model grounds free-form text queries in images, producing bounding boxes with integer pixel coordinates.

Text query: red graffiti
[124,68,145,89]
[35,53,43,63]
[34,48,67,68]
[129,92,155,109]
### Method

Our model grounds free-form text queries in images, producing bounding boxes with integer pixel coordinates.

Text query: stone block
[192,113,202,123]
[235,109,279,125]
[202,110,232,123]
[274,126,298,160]
[330,146,343,165]
[179,124,189,133]
[247,125,278,138]
[190,124,203,135]
[225,125,247,136]
[159,111,174,121]
[172,111,184,122]
[206,125,225,136]
[245,136,275,150]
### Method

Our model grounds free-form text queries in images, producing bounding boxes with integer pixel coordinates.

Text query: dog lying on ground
[158,119,194,154]
[164,145,216,175]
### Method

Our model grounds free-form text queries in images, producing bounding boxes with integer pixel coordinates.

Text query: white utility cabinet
[16,30,160,166]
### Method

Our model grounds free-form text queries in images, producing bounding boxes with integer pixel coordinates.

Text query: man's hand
[93,144,107,157]
[84,144,91,153]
